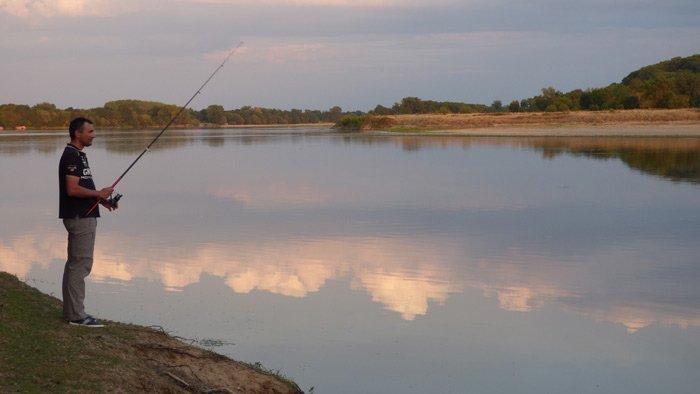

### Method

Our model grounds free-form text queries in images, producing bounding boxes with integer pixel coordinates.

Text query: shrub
[334,115,396,130]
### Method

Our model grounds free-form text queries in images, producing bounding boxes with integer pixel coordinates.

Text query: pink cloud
[0,0,132,18]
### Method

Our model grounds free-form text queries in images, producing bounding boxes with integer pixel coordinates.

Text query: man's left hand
[100,199,118,211]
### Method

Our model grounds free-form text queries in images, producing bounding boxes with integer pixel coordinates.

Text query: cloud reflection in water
[3,225,700,333]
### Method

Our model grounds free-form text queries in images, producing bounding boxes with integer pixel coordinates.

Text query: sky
[1,0,699,112]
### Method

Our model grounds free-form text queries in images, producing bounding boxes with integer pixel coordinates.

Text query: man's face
[76,123,95,147]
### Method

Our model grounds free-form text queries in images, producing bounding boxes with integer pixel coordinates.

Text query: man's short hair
[69,117,93,139]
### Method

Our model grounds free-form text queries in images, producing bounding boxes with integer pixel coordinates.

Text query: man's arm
[65,175,113,199]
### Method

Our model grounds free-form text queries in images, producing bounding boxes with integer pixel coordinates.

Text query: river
[1,128,699,393]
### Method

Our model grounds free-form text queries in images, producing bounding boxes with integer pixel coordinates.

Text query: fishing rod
[86,42,243,216]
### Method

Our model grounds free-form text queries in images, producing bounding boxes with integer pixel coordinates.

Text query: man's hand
[100,199,118,211]
[97,187,114,199]
[100,192,121,212]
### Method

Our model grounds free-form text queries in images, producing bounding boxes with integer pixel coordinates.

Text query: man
[59,117,117,327]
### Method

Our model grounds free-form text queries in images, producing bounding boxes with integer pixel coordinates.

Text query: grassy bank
[0,272,304,393]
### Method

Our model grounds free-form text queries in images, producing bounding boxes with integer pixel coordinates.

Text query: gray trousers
[62,217,97,321]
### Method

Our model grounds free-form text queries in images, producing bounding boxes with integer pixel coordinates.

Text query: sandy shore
[400,124,700,137]
[374,109,700,136]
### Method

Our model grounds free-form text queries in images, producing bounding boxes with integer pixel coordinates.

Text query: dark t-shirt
[59,144,100,218]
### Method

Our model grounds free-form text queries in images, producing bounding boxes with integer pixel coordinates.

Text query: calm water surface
[2,128,700,393]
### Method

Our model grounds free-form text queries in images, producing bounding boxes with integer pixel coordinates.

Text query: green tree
[324,106,343,122]
[206,104,226,125]
[226,113,244,125]
[396,97,424,114]
[490,100,504,112]
[371,104,394,115]
[508,100,521,112]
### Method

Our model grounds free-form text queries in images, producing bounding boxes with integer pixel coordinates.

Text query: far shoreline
[3,109,699,137]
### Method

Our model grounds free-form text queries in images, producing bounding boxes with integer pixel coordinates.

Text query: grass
[246,361,305,392]
[0,272,126,393]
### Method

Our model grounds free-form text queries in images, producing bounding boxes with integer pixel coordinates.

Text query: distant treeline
[370,98,490,115]
[511,54,700,112]
[371,54,700,115]
[0,100,357,129]
[1,54,698,129]
[197,105,356,125]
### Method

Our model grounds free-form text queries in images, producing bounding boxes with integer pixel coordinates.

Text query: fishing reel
[106,193,122,208]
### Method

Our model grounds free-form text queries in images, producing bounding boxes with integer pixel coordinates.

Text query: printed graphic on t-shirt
[80,155,92,179]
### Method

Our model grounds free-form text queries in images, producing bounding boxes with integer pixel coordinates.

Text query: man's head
[68,117,95,148]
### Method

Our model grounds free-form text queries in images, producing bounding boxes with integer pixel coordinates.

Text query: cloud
[353,270,461,320]
[0,231,60,277]
[184,0,460,7]
[225,262,335,297]
[0,0,129,18]
[568,302,700,334]
[5,226,700,331]
[427,31,539,45]
[479,284,571,312]
[207,43,328,65]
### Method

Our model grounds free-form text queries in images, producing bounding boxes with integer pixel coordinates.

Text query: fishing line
[86,42,243,216]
